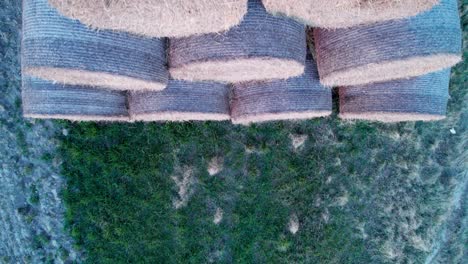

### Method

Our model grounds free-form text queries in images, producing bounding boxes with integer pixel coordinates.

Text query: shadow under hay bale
[314,0,461,87]
[22,0,168,91]
[22,77,129,121]
[230,57,331,125]
[262,0,439,29]
[48,0,248,38]
[129,80,230,122]
[339,69,451,123]
[169,0,306,83]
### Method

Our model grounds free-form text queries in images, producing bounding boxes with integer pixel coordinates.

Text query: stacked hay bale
[22,77,129,121]
[22,0,255,123]
[313,0,461,87]
[21,0,462,124]
[162,0,320,124]
[48,0,249,38]
[169,0,307,83]
[231,57,331,124]
[262,0,439,28]
[310,0,461,123]
[22,0,168,91]
[129,81,230,122]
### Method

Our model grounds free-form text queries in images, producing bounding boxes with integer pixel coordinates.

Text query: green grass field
[1,0,466,263]
[59,6,467,260]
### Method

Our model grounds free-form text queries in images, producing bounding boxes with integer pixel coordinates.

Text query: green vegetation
[60,51,466,263]
[29,184,40,205]
[32,232,51,250]
[0,0,464,262]
[58,4,467,263]
[61,105,466,263]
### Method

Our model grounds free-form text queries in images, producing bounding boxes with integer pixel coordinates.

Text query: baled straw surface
[339,69,451,122]
[48,0,248,38]
[231,57,331,125]
[262,0,439,28]
[23,0,168,91]
[22,76,129,121]
[314,0,461,87]
[129,80,230,122]
[169,0,306,83]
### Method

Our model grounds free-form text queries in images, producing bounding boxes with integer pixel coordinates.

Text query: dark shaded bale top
[22,76,129,121]
[339,69,451,122]
[22,0,168,91]
[231,57,331,125]
[129,80,230,122]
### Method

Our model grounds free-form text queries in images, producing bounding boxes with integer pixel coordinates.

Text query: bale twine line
[339,69,451,123]
[314,0,461,87]
[22,0,168,91]
[169,0,307,83]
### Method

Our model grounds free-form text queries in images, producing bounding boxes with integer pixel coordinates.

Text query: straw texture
[339,69,450,122]
[129,80,230,122]
[23,0,168,91]
[263,0,439,29]
[169,0,306,83]
[231,58,331,125]
[314,0,461,87]
[48,0,248,38]
[22,77,129,121]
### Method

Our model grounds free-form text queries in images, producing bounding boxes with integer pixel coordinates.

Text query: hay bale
[48,0,248,38]
[314,0,461,87]
[22,0,168,91]
[22,76,129,121]
[339,69,450,122]
[230,57,331,125]
[262,0,439,28]
[169,0,306,83]
[129,80,230,122]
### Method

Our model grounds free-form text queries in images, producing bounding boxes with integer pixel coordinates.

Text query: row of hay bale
[21,0,461,124]
[23,56,330,123]
[22,77,231,122]
[47,0,441,37]
[313,0,461,122]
